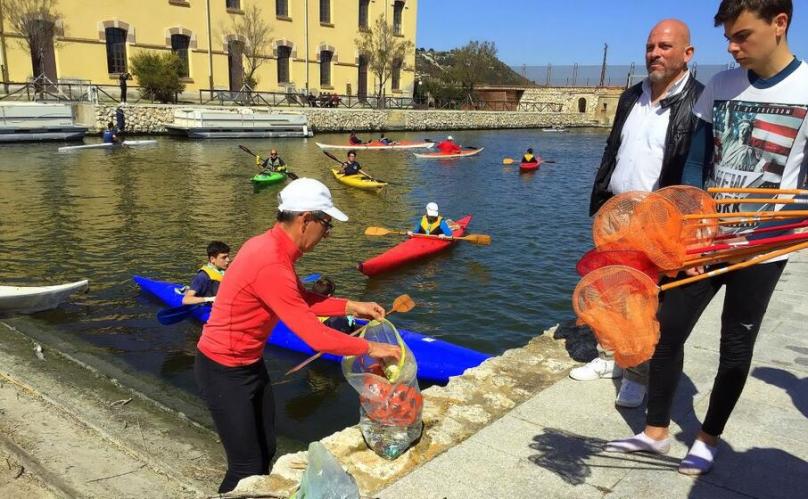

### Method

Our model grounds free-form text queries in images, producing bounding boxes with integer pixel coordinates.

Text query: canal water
[0,128,607,452]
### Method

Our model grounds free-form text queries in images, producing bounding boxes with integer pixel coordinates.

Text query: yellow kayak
[331,168,388,190]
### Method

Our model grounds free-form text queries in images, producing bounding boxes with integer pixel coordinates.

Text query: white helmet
[426,202,439,217]
[447,135,454,141]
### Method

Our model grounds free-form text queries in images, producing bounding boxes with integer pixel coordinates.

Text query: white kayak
[316,140,435,150]
[541,127,567,133]
[0,280,89,314]
[413,147,485,159]
[58,140,158,152]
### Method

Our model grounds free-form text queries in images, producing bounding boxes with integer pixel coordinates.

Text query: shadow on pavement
[751,365,808,419]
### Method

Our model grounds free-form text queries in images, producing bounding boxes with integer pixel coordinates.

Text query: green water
[0,128,607,450]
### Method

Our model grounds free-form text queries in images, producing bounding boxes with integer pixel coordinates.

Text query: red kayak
[519,161,541,172]
[358,215,472,276]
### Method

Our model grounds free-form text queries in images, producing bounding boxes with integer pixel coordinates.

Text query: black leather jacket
[589,74,704,215]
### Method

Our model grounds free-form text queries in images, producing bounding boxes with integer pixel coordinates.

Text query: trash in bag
[292,441,360,499]
[342,319,423,460]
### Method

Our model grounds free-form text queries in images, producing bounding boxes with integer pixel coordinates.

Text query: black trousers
[647,260,786,436]
[194,351,276,493]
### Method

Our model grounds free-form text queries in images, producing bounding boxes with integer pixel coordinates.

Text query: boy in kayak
[378,133,396,145]
[258,149,287,174]
[436,135,461,154]
[408,202,454,239]
[340,150,364,176]
[102,122,119,144]
[349,131,363,144]
[521,148,542,164]
[311,277,360,334]
[182,241,231,306]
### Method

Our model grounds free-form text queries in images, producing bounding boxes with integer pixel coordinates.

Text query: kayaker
[349,131,363,145]
[259,149,287,174]
[194,178,401,493]
[436,135,461,154]
[340,150,364,176]
[521,148,542,164]
[408,202,453,239]
[378,133,395,145]
[311,277,360,334]
[101,122,119,144]
[182,241,231,306]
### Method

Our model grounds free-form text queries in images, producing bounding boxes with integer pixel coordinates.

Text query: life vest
[419,215,444,235]
[102,130,114,143]
[343,161,360,175]
[199,264,224,282]
[522,153,536,163]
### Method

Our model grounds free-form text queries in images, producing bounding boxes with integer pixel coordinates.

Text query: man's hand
[438,234,449,239]
[406,230,414,237]
[203,296,216,303]
[367,341,401,363]
[685,266,706,277]
[346,300,385,320]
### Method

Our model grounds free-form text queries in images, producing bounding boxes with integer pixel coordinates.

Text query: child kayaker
[521,148,542,164]
[182,241,231,306]
[349,131,363,145]
[340,150,363,176]
[102,122,119,144]
[408,202,454,238]
[311,277,359,334]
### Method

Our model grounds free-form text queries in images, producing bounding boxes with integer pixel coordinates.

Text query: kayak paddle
[284,294,415,377]
[156,273,322,326]
[503,158,515,165]
[238,144,299,180]
[364,227,492,245]
[322,150,390,185]
[503,157,556,165]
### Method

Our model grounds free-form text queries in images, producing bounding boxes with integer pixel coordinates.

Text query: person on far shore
[194,178,401,493]
[102,122,119,144]
[436,135,461,154]
[408,202,454,239]
[182,241,231,306]
[118,72,130,104]
[521,147,541,164]
[349,131,363,145]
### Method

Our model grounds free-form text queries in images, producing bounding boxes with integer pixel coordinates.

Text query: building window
[320,50,332,86]
[391,59,402,90]
[358,0,369,29]
[393,1,404,34]
[277,46,291,83]
[276,0,288,17]
[578,97,587,113]
[171,34,190,77]
[105,27,128,74]
[319,0,330,24]
[226,0,240,10]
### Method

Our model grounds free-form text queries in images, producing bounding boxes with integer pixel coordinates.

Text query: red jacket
[437,140,461,154]
[197,224,369,366]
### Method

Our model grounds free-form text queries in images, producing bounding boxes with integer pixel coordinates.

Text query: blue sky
[416,0,808,65]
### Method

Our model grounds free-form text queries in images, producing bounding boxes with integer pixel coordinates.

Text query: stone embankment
[76,103,600,134]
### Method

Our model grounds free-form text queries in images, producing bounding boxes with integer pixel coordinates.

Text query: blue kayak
[133,275,489,384]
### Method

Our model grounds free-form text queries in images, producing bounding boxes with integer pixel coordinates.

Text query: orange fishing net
[656,185,719,246]
[592,191,651,249]
[572,265,661,368]
[576,247,660,281]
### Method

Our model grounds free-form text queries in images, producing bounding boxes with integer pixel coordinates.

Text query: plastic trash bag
[342,319,423,460]
[292,441,359,499]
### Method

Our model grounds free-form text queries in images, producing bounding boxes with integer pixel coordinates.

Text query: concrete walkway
[380,253,808,498]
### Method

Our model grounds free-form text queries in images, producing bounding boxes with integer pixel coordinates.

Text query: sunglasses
[313,216,333,235]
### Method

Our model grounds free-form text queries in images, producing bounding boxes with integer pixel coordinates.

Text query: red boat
[358,215,472,276]
[519,161,541,172]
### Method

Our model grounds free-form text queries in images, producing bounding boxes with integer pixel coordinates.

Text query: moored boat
[413,148,484,159]
[58,140,158,152]
[358,215,472,276]
[0,280,89,313]
[330,168,387,190]
[132,275,488,383]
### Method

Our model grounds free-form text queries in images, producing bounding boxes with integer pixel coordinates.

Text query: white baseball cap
[278,178,348,222]
[447,135,454,140]
[426,202,439,217]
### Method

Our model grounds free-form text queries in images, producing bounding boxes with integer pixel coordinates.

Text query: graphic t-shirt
[693,60,808,236]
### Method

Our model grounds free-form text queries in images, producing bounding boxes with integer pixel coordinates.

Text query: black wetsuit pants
[646,260,786,436]
[194,351,276,493]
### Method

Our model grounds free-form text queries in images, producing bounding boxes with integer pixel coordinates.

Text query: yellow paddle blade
[462,234,492,245]
[503,158,514,165]
[365,226,394,236]
[390,294,415,314]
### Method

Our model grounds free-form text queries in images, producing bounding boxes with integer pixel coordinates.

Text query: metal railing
[0,78,143,104]
[198,88,414,109]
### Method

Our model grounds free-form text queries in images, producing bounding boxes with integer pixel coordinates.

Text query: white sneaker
[615,379,646,407]
[569,358,623,381]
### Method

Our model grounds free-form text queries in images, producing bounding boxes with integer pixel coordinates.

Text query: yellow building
[0,0,418,99]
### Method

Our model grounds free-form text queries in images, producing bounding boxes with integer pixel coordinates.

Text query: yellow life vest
[199,264,224,282]
[523,153,535,163]
[419,215,444,235]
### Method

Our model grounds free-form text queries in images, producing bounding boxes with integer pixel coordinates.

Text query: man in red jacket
[195,178,400,493]
[436,135,461,154]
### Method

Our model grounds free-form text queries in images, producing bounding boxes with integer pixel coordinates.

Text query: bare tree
[355,15,414,107]
[449,41,498,105]
[228,3,272,89]
[3,0,61,82]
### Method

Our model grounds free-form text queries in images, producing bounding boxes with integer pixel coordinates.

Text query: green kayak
[251,171,286,185]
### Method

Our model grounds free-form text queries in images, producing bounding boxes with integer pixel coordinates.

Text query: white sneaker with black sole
[569,358,623,381]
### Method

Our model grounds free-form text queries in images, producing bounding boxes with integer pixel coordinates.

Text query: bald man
[577,19,704,407]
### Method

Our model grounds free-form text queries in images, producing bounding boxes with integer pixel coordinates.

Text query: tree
[4,0,62,81]
[449,41,498,104]
[355,15,414,107]
[228,3,272,89]
[130,51,185,103]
